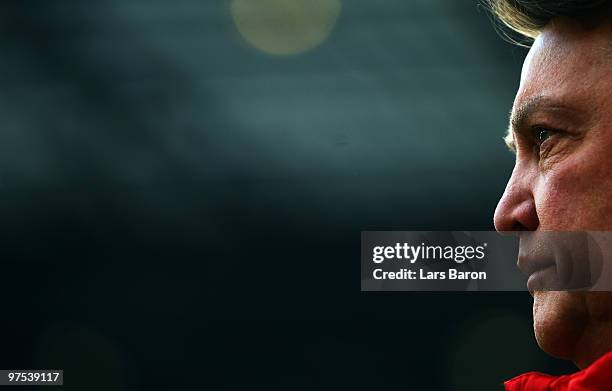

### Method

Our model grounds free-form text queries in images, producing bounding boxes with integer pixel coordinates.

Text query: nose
[494,163,540,232]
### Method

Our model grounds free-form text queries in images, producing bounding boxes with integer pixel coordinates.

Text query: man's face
[494,17,612,367]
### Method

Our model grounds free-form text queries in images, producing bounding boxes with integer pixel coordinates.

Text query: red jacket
[505,351,612,391]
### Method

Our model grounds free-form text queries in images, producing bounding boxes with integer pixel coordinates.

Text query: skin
[493,17,612,369]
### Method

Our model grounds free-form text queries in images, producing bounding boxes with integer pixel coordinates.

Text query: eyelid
[506,123,566,154]
[531,123,565,140]
[532,126,558,145]
[506,126,558,158]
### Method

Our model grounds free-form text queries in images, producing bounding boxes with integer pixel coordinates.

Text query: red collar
[505,351,612,391]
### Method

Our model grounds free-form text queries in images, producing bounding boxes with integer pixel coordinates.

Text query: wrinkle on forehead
[515,17,612,115]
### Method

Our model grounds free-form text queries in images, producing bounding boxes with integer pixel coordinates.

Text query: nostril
[494,199,539,233]
[512,221,529,231]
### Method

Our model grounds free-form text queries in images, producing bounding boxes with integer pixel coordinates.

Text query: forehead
[514,17,612,111]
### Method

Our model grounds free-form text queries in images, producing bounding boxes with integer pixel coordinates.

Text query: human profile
[486,0,612,389]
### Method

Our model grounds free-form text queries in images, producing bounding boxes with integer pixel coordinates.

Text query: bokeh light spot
[231,0,341,55]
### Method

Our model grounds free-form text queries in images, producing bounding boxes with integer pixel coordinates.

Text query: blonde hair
[482,0,611,46]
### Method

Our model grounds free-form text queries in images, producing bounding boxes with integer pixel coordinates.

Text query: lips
[526,265,559,293]
[517,255,555,277]
[517,255,557,293]
[516,232,601,292]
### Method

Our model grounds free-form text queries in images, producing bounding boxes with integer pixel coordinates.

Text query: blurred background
[0,0,576,389]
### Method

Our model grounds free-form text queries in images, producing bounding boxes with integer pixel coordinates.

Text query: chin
[532,291,588,361]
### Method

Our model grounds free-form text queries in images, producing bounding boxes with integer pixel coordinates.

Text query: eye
[533,127,554,146]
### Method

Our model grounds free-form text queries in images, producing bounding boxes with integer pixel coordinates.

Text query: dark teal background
[0,0,575,389]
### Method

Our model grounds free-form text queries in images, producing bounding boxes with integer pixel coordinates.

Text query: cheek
[536,152,612,230]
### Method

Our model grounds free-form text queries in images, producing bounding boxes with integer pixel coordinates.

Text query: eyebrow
[505,95,586,152]
[505,97,538,152]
